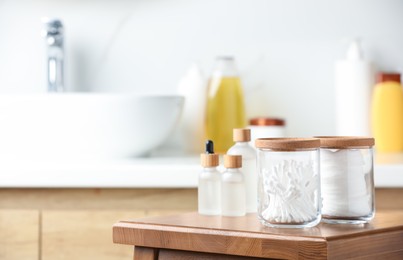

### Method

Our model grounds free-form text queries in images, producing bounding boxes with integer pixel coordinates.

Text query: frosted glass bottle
[221,155,246,217]
[198,141,221,215]
[227,128,257,213]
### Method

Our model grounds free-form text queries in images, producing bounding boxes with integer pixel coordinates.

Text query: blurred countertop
[0,153,402,188]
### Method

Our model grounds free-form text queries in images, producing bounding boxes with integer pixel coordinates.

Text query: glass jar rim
[255,138,320,150]
[314,136,374,148]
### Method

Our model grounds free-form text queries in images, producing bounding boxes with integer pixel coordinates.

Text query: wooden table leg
[134,246,159,260]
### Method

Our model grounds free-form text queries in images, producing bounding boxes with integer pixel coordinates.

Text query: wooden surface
[114,211,403,259]
[0,188,197,210]
[134,247,159,260]
[42,210,144,260]
[0,188,196,260]
[0,210,39,260]
[375,188,403,209]
[0,188,401,210]
[0,188,401,260]
[41,210,189,260]
[158,248,263,259]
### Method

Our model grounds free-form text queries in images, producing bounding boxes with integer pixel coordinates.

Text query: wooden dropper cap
[200,154,219,167]
[224,155,242,168]
[233,128,251,142]
[200,140,219,167]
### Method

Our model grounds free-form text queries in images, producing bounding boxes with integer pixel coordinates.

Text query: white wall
[0,0,402,136]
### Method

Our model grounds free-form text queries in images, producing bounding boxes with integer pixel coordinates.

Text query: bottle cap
[377,72,401,84]
[255,138,320,151]
[213,56,238,77]
[233,128,251,142]
[249,117,285,126]
[224,155,242,168]
[314,136,375,148]
[346,39,363,61]
[200,154,219,167]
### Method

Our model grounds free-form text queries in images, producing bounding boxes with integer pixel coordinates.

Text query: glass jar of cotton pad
[316,136,375,224]
[255,138,321,228]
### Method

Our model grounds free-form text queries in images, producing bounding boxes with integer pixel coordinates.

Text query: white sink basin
[0,94,184,160]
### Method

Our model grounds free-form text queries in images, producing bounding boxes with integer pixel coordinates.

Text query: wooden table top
[113,211,403,259]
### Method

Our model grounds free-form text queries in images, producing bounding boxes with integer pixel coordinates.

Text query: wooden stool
[113,211,403,259]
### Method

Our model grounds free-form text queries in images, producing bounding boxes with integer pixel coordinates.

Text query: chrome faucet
[42,18,64,92]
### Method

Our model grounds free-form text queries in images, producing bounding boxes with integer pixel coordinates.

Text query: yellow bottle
[206,57,246,153]
[371,72,403,153]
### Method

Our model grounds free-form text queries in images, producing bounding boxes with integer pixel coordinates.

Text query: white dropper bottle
[335,39,374,136]
[198,140,221,215]
[227,128,257,213]
[221,154,246,217]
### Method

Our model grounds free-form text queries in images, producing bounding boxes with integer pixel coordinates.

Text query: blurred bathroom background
[0,0,402,137]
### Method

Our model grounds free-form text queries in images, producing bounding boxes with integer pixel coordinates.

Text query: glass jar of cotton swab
[255,138,321,228]
[316,136,375,224]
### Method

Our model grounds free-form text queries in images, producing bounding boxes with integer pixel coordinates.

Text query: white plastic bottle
[177,63,206,154]
[335,39,374,136]
[227,128,257,213]
[198,140,221,215]
[221,155,246,217]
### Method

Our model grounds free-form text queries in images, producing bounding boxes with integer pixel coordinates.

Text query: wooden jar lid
[224,155,242,168]
[315,136,375,148]
[200,154,219,167]
[233,128,251,142]
[255,138,320,151]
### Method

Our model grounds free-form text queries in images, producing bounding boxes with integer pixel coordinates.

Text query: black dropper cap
[205,140,214,154]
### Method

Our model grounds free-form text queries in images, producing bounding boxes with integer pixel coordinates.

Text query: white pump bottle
[335,39,374,136]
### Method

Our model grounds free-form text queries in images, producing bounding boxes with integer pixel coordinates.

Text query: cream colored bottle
[227,128,257,213]
[371,73,403,152]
